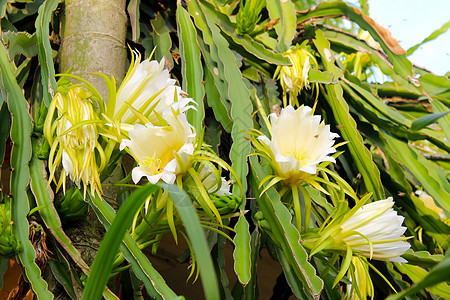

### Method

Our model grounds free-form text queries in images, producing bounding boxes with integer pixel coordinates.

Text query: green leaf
[431,99,450,140]
[200,1,289,65]
[30,138,90,275]
[151,12,173,67]
[402,250,444,269]
[1,31,38,59]
[381,132,450,212]
[265,0,296,52]
[189,4,233,132]
[87,194,175,300]
[0,42,53,299]
[48,247,79,299]
[127,0,141,41]
[313,29,385,200]
[214,223,233,300]
[250,156,324,297]
[275,247,306,298]
[298,1,413,79]
[411,111,450,131]
[203,64,233,132]
[189,0,253,200]
[407,21,450,56]
[308,69,337,84]
[35,0,61,106]
[243,231,260,299]
[0,258,8,290]
[233,215,251,286]
[177,4,205,133]
[389,251,450,299]
[82,184,160,300]
[320,26,418,91]
[419,74,450,101]
[162,183,221,300]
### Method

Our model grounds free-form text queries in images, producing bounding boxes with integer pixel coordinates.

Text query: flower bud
[54,187,88,222]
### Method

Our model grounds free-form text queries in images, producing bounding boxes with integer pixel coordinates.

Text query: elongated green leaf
[35,0,61,106]
[243,231,260,300]
[151,12,173,67]
[127,0,140,41]
[162,183,220,300]
[200,1,289,65]
[233,215,251,286]
[382,133,450,212]
[402,250,443,269]
[358,118,450,217]
[275,247,306,298]
[87,194,175,300]
[407,21,450,56]
[342,78,411,127]
[203,59,233,132]
[341,79,450,153]
[214,225,233,300]
[308,69,337,84]
[30,138,90,275]
[411,111,450,131]
[189,3,233,132]
[266,0,296,52]
[419,74,450,101]
[298,1,413,78]
[48,247,79,299]
[82,184,160,300]
[189,0,253,199]
[0,43,53,299]
[319,26,418,92]
[1,31,38,59]
[389,251,450,299]
[431,99,450,140]
[177,4,205,132]
[250,156,324,297]
[313,29,384,200]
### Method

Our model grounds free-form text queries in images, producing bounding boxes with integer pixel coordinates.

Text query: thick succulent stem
[60,0,127,98]
[59,0,127,266]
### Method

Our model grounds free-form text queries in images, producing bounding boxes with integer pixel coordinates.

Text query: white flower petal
[258,105,338,179]
[114,55,198,126]
[338,198,411,262]
[122,111,195,185]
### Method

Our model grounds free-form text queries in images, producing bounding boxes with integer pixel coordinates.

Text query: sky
[347,0,450,76]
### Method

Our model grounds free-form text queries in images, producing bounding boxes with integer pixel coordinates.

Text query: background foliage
[0,0,449,299]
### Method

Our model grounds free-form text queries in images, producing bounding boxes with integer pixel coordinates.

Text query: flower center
[290,150,310,165]
[141,143,182,175]
[142,154,164,174]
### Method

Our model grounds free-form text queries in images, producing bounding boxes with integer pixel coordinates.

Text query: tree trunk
[60,0,127,98]
[59,0,127,266]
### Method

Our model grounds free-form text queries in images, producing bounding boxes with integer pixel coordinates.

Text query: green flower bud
[33,101,48,136]
[0,204,20,258]
[254,211,281,248]
[210,194,241,215]
[236,0,265,35]
[37,138,50,160]
[54,187,88,222]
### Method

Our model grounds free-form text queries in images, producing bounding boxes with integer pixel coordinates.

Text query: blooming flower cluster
[44,51,231,197]
[252,99,411,296]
